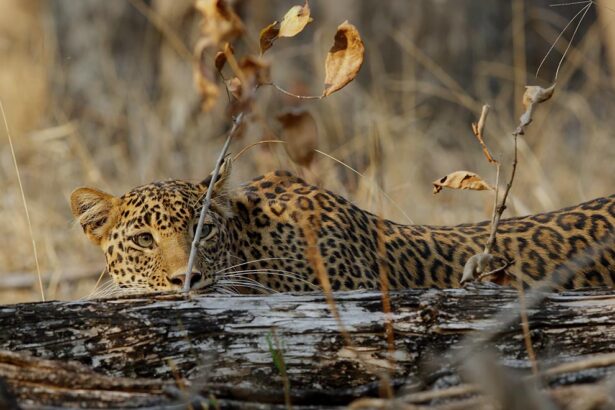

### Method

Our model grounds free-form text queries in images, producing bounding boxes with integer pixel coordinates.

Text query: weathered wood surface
[2,286,615,409]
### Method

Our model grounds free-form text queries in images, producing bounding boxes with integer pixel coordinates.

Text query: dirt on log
[1,285,615,409]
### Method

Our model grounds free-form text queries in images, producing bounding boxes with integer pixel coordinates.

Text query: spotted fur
[71,160,615,293]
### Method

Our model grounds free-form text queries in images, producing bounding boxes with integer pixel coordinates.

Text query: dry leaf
[432,171,493,194]
[278,108,318,167]
[523,84,555,108]
[195,0,244,47]
[259,21,280,54]
[278,1,312,38]
[461,253,494,284]
[214,43,234,72]
[323,21,364,97]
[518,83,556,131]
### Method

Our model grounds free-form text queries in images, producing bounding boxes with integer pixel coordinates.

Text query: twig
[184,112,244,292]
[483,163,501,255]
[489,132,519,254]
[262,82,322,100]
[471,105,497,164]
[476,258,515,281]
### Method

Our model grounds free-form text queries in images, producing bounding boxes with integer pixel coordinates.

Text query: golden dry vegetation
[1,0,614,303]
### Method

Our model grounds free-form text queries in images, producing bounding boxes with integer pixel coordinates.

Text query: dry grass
[0,0,614,303]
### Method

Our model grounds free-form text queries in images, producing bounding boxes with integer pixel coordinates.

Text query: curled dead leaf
[432,171,493,194]
[461,253,494,284]
[277,108,318,167]
[279,1,312,38]
[523,84,555,108]
[259,21,280,54]
[214,43,234,72]
[518,84,556,132]
[195,0,244,47]
[323,21,364,97]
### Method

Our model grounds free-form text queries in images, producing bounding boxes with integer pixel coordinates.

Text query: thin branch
[477,258,515,281]
[184,112,244,292]
[471,105,497,164]
[262,82,323,100]
[483,164,501,254]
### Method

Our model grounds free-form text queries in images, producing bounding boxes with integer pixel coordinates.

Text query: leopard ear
[70,187,120,245]
[199,155,232,194]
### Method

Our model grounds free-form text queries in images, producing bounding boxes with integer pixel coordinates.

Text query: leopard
[70,157,615,295]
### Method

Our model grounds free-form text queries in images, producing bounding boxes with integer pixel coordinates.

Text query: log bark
[2,286,615,409]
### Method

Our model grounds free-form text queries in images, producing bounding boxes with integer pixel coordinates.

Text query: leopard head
[70,158,234,293]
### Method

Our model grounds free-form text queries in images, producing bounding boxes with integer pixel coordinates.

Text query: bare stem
[184,112,244,293]
[485,132,519,259]
[483,163,501,255]
[472,105,497,164]
[263,82,323,100]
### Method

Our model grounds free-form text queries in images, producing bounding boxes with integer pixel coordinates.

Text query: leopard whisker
[213,286,240,295]
[214,257,305,275]
[217,279,276,294]
[222,269,320,291]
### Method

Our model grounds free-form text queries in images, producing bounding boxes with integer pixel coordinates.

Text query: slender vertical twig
[184,112,244,292]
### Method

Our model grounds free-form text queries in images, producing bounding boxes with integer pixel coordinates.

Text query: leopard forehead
[117,180,202,231]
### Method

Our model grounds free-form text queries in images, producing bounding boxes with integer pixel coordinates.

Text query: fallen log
[1,285,615,408]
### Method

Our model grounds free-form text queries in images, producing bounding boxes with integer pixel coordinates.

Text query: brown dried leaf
[323,21,364,97]
[432,171,493,194]
[278,1,312,38]
[195,0,244,47]
[277,108,318,167]
[214,43,234,72]
[259,21,280,54]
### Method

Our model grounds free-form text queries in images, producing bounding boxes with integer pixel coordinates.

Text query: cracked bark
[1,286,615,409]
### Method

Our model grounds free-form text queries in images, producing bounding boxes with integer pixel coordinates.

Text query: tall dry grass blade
[515,267,539,377]
[1,100,45,301]
[314,149,414,224]
[554,1,592,80]
[536,1,592,79]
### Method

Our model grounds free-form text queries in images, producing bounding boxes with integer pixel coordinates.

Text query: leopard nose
[168,271,202,289]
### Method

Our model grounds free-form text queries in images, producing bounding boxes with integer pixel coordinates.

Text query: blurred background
[1,0,614,303]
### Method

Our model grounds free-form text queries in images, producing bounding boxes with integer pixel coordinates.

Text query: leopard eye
[133,233,155,248]
[193,223,215,240]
